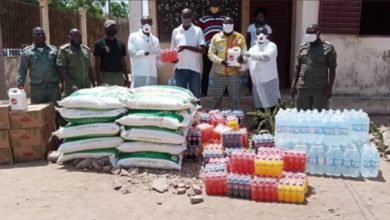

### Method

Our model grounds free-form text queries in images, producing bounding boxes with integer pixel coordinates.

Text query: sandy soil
[0,156,389,220]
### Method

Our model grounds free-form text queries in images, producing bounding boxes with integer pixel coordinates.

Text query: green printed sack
[117,141,186,155]
[53,123,120,139]
[58,108,128,124]
[58,86,131,109]
[117,152,182,170]
[57,148,118,163]
[125,93,195,111]
[59,137,124,154]
[120,126,188,145]
[116,109,192,130]
[131,85,197,102]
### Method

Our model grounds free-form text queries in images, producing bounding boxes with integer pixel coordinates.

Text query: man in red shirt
[198,0,225,96]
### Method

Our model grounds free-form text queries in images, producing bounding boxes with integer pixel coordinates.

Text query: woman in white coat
[128,16,161,88]
[244,26,280,110]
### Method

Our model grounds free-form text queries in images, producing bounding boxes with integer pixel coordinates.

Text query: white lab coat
[128,29,161,88]
[247,40,280,108]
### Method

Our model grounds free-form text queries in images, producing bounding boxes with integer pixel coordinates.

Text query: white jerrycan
[8,88,28,111]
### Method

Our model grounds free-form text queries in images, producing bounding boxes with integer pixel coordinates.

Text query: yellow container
[297,184,305,203]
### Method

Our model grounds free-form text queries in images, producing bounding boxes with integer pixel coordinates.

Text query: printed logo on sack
[171,155,178,161]
[228,55,235,61]
[11,98,17,105]
[20,133,31,140]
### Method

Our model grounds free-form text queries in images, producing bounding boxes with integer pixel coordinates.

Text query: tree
[20,0,129,18]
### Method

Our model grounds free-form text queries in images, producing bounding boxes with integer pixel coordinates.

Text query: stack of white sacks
[116,86,197,170]
[53,86,130,163]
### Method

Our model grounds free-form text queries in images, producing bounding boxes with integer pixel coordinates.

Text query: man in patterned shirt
[208,17,247,109]
[198,0,225,96]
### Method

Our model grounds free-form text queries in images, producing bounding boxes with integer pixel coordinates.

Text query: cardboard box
[0,104,10,129]
[9,127,51,148]
[13,145,47,163]
[9,104,55,129]
[0,147,13,165]
[0,130,10,148]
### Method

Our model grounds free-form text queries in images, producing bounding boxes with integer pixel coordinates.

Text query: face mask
[142,24,152,33]
[223,24,234,34]
[304,33,317,43]
[210,6,219,14]
[106,29,117,37]
[257,33,267,44]
[182,18,192,27]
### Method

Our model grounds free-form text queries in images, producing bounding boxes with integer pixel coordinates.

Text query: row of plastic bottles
[306,143,379,178]
[213,124,233,142]
[277,177,306,204]
[204,163,227,173]
[222,131,242,149]
[283,150,307,172]
[197,123,214,145]
[204,171,227,195]
[160,49,179,63]
[230,149,256,174]
[252,134,275,149]
[275,108,370,146]
[202,144,224,163]
[204,172,308,203]
[251,177,278,202]
[221,110,245,127]
[227,174,252,198]
[255,148,284,177]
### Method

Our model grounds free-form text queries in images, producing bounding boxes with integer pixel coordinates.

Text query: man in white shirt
[171,8,206,98]
[244,27,280,110]
[128,16,161,88]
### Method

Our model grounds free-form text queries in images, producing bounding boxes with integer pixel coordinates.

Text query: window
[156,0,241,42]
[360,1,390,35]
[319,0,390,35]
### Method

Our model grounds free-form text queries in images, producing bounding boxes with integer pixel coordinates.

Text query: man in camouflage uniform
[57,28,96,97]
[17,27,61,104]
[291,24,337,111]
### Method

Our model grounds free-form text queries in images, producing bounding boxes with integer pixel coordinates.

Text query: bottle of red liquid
[271,179,278,201]
[263,179,270,201]
[251,177,258,201]
[258,178,265,201]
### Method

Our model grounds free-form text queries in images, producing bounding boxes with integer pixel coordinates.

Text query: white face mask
[223,24,234,34]
[142,24,152,33]
[304,33,317,43]
[257,33,267,44]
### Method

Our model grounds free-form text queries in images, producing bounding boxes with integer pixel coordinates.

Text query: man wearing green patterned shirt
[16,27,61,104]
[57,28,96,97]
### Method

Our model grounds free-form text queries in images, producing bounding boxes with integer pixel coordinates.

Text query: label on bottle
[344,160,352,167]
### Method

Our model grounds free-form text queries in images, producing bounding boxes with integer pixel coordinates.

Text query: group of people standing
[17,0,337,112]
[17,19,128,104]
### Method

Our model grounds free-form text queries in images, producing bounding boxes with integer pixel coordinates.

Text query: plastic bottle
[360,143,380,178]
[325,145,343,176]
[343,144,361,177]
[8,88,27,111]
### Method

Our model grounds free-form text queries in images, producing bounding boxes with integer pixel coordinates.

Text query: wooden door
[249,0,292,89]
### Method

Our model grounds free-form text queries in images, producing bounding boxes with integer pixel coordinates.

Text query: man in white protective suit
[128,16,161,88]
[243,26,280,111]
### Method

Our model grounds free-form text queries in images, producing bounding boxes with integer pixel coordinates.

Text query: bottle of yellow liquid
[291,182,298,203]
[297,183,305,204]
[284,181,292,203]
[278,179,285,202]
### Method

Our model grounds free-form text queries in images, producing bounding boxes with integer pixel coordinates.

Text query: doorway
[249,0,293,89]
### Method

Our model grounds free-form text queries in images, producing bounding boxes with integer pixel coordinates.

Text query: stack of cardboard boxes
[0,103,56,164]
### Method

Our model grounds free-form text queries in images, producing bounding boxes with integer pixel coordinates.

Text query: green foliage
[110,1,128,18]
[369,121,388,154]
[247,99,294,135]
[21,0,128,18]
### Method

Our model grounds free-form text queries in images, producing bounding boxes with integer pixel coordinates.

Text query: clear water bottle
[343,143,361,177]
[316,144,326,175]
[325,145,343,176]
[360,143,380,178]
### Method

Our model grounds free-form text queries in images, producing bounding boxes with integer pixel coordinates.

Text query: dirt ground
[1,101,389,220]
[0,157,389,220]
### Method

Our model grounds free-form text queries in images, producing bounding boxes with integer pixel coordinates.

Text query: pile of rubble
[49,153,205,204]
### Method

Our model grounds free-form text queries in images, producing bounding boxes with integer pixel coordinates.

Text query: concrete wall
[323,34,390,96]
[4,57,31,96]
